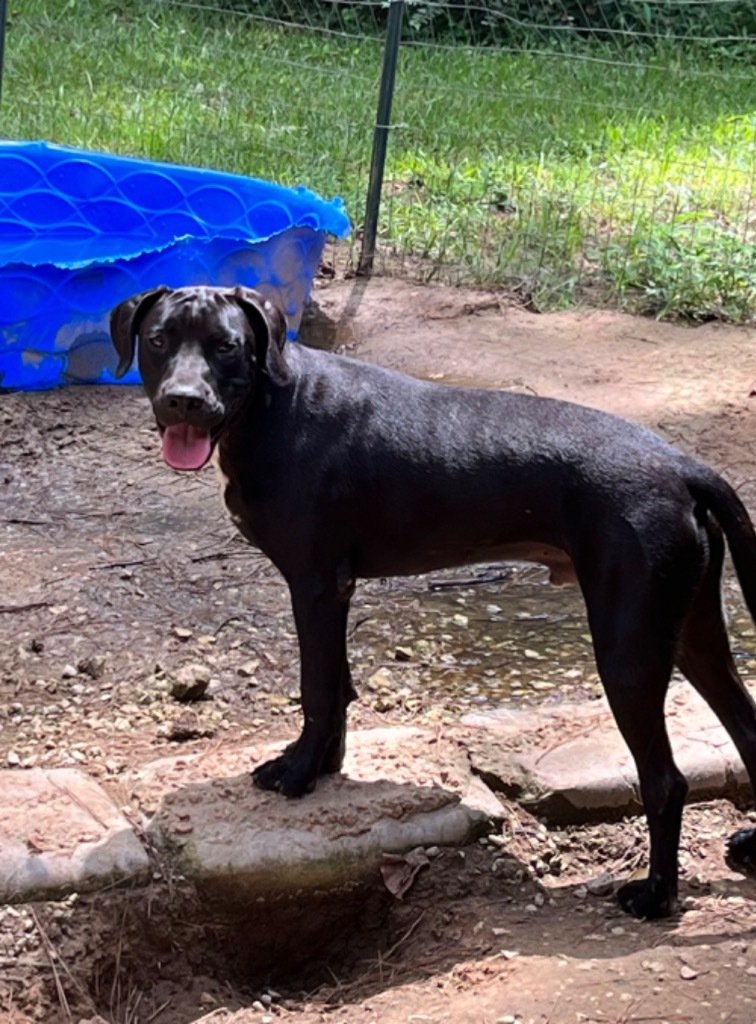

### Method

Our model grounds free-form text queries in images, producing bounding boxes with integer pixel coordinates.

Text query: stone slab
[0,768,150,903]
[128,727,504,900]
[462,680,753,823]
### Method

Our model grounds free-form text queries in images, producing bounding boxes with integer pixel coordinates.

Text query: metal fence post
[357,0,404,276]
[0,0,7,108]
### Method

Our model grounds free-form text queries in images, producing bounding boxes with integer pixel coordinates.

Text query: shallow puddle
[350,563,756,712]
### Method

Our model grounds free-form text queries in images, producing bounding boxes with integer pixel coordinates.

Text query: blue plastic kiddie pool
[0,141,350,390]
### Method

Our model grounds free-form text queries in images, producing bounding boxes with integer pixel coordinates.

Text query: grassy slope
[3,0,756,318]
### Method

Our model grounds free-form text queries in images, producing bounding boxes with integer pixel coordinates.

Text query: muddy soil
[2,276,756,1023]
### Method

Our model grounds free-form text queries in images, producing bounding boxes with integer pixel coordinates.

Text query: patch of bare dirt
[2,276,756,1023]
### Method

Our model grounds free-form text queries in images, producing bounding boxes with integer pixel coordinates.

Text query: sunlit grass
[3,0,756,318]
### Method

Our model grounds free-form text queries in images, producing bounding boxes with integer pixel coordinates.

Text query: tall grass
[3,0,756,318]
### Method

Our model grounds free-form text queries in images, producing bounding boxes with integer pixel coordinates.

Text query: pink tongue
[162,424,212,470]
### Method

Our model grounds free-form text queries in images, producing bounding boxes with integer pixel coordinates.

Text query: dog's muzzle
[153,385,224,472]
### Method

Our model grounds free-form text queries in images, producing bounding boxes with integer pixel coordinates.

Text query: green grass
[3,0,756,319]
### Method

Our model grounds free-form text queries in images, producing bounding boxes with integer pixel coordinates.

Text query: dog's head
[109,285,290,471]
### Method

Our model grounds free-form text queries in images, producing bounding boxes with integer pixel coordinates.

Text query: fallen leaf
[380,848,430,899]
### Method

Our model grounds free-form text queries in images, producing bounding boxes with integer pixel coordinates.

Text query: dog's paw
[727,826,756,868]
[251,751,317,798]
[616,878,675,919]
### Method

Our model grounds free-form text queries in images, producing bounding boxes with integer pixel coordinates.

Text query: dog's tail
[688,463,756,619]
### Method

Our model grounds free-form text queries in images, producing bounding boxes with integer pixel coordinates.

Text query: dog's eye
[148,335,166,350]
[216,340,237,354]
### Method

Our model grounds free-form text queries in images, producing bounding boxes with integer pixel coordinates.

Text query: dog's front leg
[252,572,356,798]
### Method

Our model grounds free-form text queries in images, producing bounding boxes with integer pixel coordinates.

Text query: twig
[49,778,111,830]
[321,912,426,1003]
[146,997,173,1023]
[189,548,251,564]
[90,558,152,572]
[30,909,72,1022]
[0,517,51,526]
[0,601,51,614]
[109,907,127,1019]
[427,570,517,591]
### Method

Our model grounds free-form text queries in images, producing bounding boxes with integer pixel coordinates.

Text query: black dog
[110,285,756,919]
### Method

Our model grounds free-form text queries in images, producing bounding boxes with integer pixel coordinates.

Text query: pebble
[170,664,211,702]
[77,655,107,679]
[586,872,614,896]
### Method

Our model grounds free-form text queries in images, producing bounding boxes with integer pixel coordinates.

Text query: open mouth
[160,422,215,471]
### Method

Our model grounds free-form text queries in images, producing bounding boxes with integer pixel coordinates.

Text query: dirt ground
[3,275,756,1024]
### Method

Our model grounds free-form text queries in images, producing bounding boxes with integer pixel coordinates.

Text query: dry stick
[108,906,130,1020]
[29,910,72,1022]
[124,984,143,1024]
[0,517,51,525]
[90,558,153,571]
[427,570,519,591]
[145,997,173,1023]
[0,601,51,614]
[49,777,111,830]
[532,718,608,767]
[321,911,427,1002]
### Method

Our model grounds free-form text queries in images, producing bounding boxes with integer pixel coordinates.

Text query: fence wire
[3,0,756,317]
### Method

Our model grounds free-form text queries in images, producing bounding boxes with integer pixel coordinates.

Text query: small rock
[492,857,521,879]
[237,660,260,678]
[61,664,78,679]
[680,964,698,980]
[173,627,193,640]
[170,664,211,702]
[586,872,614,897]
[394,646,414,662]
[77,655,107,680]
[368,667,394,691]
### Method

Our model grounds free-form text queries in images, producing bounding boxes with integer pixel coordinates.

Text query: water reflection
[350,563,755,711]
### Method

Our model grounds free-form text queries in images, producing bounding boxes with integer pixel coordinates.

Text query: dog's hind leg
[252,572,354,798]
[674,519,756,868]
[582,566,689,919]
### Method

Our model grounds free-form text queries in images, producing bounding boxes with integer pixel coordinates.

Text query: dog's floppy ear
[231,287,291,386]
[109,287,170,379]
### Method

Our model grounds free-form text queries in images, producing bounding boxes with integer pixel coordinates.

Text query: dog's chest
[211,450,259,547]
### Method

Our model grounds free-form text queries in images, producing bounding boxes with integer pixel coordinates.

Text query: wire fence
[2,0,756,318]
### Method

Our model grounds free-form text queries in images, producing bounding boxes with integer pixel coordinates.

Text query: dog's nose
[154,385,222,428]
[164,393,205,415]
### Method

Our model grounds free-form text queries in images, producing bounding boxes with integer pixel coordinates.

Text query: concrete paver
[3,686,752,903]
[0,767,150,903]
